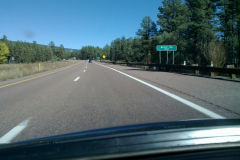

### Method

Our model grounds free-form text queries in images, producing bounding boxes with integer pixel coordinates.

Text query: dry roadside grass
[0,60,77,82]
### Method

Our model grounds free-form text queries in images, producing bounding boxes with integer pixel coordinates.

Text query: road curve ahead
[0,60,239,143]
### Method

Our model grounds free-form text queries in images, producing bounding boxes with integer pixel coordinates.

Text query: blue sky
[0,0,161,49]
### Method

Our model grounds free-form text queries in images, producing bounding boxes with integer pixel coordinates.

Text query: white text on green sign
[156,45,177,51]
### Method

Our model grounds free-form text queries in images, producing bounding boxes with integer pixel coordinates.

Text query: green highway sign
[156,45,177,51]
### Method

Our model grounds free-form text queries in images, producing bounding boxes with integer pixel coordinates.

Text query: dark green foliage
[74,46,106,60]
[55,44,65,59]
[215,0,240,66]
[104,0,239,67]
[1,0,239,66]
[185,0,216,64]
[0,35,70,63]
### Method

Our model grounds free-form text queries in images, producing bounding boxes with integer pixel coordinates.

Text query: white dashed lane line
[74,76,80,82]
[0,117,31,144]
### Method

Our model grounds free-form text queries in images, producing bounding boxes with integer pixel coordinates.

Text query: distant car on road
[88,59,92,63]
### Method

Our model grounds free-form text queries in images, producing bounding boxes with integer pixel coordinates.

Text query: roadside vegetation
[0,32,77,82]
[0,61,76,82]
[70,0,240,68]
[0,0,239,69]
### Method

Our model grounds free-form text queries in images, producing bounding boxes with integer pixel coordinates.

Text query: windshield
[0,0,239,144]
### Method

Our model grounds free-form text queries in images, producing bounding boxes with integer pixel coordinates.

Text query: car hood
[0,119,240,159]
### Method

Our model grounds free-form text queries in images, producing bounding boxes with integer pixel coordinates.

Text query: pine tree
[55,44,65,59]
[103,44,110,59]
[137,16,154,64]
[157,0,189,64]
[185,0,216,64]
[216,0,240,66]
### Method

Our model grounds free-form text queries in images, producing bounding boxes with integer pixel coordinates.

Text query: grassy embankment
[0,61,76,82]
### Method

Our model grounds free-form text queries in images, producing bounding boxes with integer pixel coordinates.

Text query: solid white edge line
[74,76,80,82]
[0,117,31,144]
[95,62,225,119]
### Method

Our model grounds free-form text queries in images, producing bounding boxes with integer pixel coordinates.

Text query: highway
[0,60,239,143]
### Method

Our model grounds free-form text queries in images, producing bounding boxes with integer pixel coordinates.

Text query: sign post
[167,51,168,64]
[173,51,175,64]
[156,45,177,65]
[159,51,161,64]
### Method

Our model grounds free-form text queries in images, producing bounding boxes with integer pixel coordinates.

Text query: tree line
[69,45,110,60]
[74,0,239,68]
[1,0,239,68]
[0,35,66,63]
[106,0,240,67]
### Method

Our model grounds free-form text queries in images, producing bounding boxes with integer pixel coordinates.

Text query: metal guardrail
[102,61,240,79]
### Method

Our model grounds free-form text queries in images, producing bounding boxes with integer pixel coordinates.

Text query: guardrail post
[211,72,216,77]
[231,74,237,79]
[210,63,216,77]
[144,64,149,70]
[195,70,199,75]
[192,64,199,75]
[226,65,237,79]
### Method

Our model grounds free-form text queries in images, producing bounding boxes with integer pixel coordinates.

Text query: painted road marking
[95,63,225,119]
[0,63,79,89]
[84,61,87,71]
[0,117,31,143]
[74,76,80,82]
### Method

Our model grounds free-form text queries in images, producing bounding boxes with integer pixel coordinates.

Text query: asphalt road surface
[0,60,239,143]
